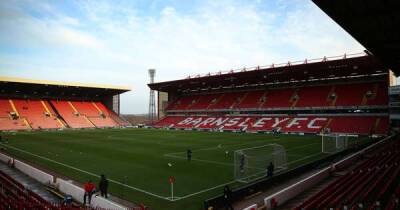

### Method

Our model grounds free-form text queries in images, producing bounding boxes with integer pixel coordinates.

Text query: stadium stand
[261,88,296,108]
[164,82,388,111]
[156,115,388,135]
[50,100,95,129]
[293,138,400,210]
[235,90,266,109]
[93,101,130,126]
[151,54,390,138]
[295,86,331,107]
[71,101,119,127]
[0,169,57,209]
[13,99,63,129]
[0,77,130,131]
[0,99,29,131]
[0,168,112,210]
[366,82,389,106]
[333,83,373,106]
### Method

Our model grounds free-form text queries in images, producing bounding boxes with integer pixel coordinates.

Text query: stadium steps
[258,91,268,108]
[22,117,32,130]
[67,101,79,113]
[41,100,65,128]
[91,101,103,114]
[323,118,333,131]
[83,115,96,127]
[277,176,340,210]
[373,118,381,134]
[233,168,338,210]
[327,86,336,106]
[290,89,299,107]
[46,100,69,128]
[233,92,248,108]
[0,161,60,204]
[94,101,129,126]
[361,84,374,106]
[8,99,20,117]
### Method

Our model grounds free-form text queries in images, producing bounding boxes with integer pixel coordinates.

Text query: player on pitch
[187,149,192,161]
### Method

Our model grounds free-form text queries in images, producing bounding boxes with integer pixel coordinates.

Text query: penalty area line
[0,143,170,201]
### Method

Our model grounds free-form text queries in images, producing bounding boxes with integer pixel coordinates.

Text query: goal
[321,134,358,153]
[234,144,287,183]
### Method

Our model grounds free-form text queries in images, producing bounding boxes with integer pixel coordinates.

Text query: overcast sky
[0,0,365,114]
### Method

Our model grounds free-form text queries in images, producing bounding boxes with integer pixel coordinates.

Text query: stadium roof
[149,54,387,93]
[312,0,400,75]
[0,76,131,99]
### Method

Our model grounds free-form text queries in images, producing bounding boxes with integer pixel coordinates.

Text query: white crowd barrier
[0,152,11,163]
[56,178,85,203]
[56,178,127,210]
[91,195,127,209]
[13,159,53,185]
[242,204,257,210]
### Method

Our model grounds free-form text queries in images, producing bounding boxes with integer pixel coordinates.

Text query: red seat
[261,89,295,108]
[13,99,62,129]
[50,100,95,128]
[334,83,372,106]
[296,86,331,107]
[235,90,265,109]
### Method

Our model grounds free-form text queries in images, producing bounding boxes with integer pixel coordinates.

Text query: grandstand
[150,53,390,136]
[0,77,130,131]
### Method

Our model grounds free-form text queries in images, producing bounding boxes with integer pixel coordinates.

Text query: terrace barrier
[14,159,54,185]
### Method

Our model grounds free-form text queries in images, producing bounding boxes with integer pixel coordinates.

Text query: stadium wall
[14,159,53,185]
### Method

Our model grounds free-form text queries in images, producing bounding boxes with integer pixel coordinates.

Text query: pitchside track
[1,128,338,210]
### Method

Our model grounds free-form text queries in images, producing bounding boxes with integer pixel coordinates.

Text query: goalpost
[234,144,287,183]
[321,134,359,154]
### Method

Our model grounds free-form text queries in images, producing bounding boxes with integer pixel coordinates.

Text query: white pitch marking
[170,151,323,201]
[164,154,234,167]
[0,138,323,202]
[0,143,170,201]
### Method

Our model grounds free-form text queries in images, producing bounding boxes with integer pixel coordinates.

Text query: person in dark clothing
[99,174,109,198]
[99,174,108,198]
[267,162,274,177]
[223,185,234,210]
[187,149,192,161]
[239,153,245,173]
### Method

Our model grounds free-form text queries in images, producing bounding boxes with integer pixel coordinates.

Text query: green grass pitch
[1,128,331,210]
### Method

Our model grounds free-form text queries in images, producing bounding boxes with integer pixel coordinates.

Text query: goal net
[321,134,358,153]
[234,144,287,183]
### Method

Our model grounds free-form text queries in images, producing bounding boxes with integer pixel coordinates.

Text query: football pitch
[1,128,329,210]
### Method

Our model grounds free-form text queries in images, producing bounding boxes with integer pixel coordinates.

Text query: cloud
[0,1,102,50]
[0,0,365,114]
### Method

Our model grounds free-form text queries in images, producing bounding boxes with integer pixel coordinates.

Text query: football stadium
[0,1,399,210]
